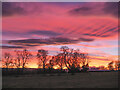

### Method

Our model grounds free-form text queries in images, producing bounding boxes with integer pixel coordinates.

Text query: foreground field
[2,72,118,88]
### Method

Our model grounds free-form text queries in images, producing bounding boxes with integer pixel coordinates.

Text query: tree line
[108,61,120,71]
[2,46,89,73]
[2,46,120,73]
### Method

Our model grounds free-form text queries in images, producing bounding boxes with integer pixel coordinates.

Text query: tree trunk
[60,63,63,71]
[43,61,45,73]
[22,63,25,74]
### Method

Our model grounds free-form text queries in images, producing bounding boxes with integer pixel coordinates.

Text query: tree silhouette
[67,49,89,73]
[2,46,91,75]
[80,53,89,72]
[81,63,89,72]
[2,52,14,69]
[108,61,114,71]
[55,53,65,70]
[118,62,120,71]
[60,46,69,69]
[66,49,79,71]
[114,61,120,70]
[80,53,89,66]
[49,56,55,69]
[37,49,48,72]
[14,51,21,68]
[58,46,89,73]
[14,49,32,69]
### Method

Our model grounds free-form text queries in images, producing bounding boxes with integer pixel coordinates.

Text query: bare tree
[60,46,69,70]
[108,61,114,71]
[114,61,120,70]
[65,49,78,70]
[14,51,21,68]
[37,49,48,71]
[66,49,89,72]
[57,46,89,73]
[14,49,32,69]
[2,52,14,69]
[71,49,81,69]
[80,53,89,66]
[55,53,65,70]
[118,61,120,70]
[49,56,55,69]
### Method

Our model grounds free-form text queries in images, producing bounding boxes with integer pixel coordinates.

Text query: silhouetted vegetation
[14,49,32,74]
[114,61,120,71]
[2,46,119,76]
[2,53,14,69]
[37,49,50,73]
[14,49,32,69]
[107,61,120,71]
[108,61,114,71]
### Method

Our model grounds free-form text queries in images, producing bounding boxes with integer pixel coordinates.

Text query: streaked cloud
[28,30,62,36]
[7,37,94,46]
[1,45,23,49]
[68,2,118,18]
[2,2,27,17]
[2,2,118,67]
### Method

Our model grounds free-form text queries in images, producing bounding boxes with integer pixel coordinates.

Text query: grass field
[2,72,118,88]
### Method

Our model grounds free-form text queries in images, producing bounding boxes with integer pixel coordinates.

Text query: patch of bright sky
[42,44,88,54]
[93,47,118,55]
[42,44,83,50]
[80,39,118,47]
[80,40,118,55]
[42,45,62,49]
[41,38,118,55]
[1,44,16,46]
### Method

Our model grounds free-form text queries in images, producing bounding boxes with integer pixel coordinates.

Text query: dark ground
[2,72,118,88]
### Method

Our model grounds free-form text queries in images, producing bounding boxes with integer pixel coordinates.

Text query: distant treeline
[2,46,120,75]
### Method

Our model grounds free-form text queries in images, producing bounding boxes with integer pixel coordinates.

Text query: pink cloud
[2,2,118,67]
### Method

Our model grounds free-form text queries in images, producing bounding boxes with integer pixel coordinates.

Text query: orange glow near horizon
[1,52,118,69]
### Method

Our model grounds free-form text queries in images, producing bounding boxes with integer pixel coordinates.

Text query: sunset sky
[2,2,118,68]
